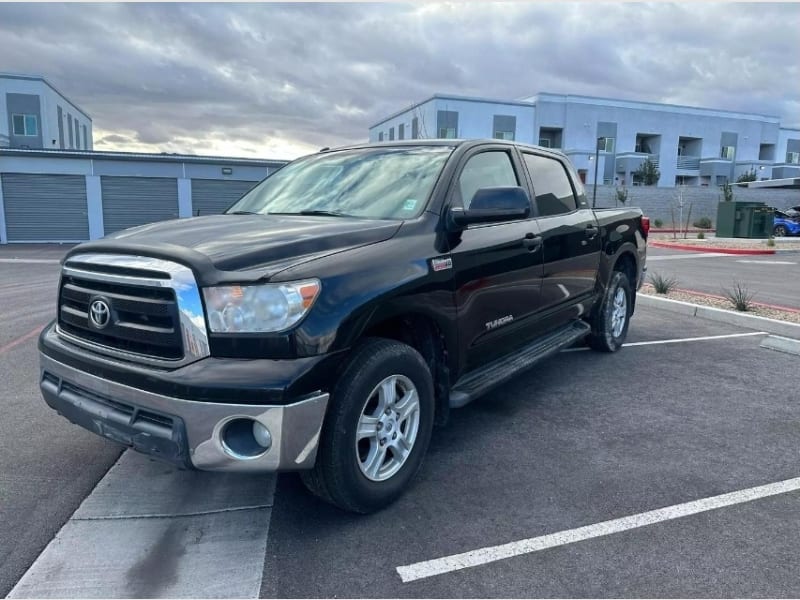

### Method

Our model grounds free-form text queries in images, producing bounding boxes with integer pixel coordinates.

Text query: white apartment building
[370,93,800,188]
[1,72,93,151]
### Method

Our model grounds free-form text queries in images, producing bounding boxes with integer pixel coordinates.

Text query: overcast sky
[1,2,797,159]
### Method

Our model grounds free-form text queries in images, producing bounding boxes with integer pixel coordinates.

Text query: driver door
[446,146,544,372]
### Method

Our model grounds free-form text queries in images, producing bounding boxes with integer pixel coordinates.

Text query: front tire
[301,338,434,513]
[587,271,632,352]
[774,225,787,237]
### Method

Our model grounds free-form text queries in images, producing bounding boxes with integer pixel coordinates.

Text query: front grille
[58,273,183,361]
[55,253,210,367]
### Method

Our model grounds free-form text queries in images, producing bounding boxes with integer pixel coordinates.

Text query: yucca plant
[649,272,678,294]
[722,281,755,311]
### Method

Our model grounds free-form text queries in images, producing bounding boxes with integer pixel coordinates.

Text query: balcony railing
[676,155,700,170]
[616,152,659,169]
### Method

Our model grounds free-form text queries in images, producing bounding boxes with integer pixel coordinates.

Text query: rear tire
[587,271,632,352]
[301,338,434,513]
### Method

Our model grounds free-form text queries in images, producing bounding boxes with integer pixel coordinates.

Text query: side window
[523,153,578,216]
[457,151,519,209]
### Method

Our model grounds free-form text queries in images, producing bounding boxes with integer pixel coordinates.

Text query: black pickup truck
[39,140,648,513]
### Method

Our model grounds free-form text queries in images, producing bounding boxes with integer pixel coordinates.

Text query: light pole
[592,137,603,208]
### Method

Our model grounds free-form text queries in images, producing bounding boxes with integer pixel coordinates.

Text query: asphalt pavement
[3,244,800,598]
[261,311,800,597]
[646,246,800,309]
[0,247,122,597]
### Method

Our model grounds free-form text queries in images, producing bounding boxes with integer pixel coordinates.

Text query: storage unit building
[0,148,287,244]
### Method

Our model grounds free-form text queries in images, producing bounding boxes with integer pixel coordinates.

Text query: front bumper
[40,352,329,472]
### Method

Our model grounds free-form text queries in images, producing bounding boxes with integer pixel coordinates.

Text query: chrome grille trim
[57,253,210,367]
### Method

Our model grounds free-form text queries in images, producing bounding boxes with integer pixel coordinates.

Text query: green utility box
[716,201,773,238]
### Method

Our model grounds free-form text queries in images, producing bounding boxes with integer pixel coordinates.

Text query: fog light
[252,421,272,450]
[220,418,272,459]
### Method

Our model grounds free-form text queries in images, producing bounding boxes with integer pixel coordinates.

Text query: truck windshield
[228,146,453,220]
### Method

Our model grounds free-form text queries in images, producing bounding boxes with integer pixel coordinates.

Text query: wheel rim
[355,374,420,482]
[775,226,786,237]
[611,287,627,338]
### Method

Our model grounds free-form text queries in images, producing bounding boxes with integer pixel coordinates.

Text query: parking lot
[2,245,800,598]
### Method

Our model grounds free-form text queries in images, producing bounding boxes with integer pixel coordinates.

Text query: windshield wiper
[228,210,259,215]
[269,210,351,218]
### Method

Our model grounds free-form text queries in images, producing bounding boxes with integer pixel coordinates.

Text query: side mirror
[449,186,531,228]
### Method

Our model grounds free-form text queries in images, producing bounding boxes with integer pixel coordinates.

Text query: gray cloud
[0,2,797,159]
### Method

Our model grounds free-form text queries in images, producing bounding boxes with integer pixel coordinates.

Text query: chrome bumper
[39,353,329,472]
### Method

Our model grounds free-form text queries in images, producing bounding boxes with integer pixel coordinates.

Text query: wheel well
[614,252,638,310]
[363,314,450,426]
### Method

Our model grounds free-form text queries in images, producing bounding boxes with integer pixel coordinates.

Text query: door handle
[585,224,599,239]
[523,232,542,252]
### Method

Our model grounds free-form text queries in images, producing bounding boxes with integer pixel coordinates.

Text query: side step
[449,320,591,408]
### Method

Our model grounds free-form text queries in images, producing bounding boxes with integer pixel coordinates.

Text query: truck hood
[70,214,402,284]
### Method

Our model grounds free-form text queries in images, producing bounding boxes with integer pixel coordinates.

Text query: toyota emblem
[89,299,111,329]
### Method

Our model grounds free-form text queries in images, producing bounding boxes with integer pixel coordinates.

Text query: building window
[412,117,419,139]
[437,110,458,139]
[398,123,405,140]
[378,132,383,142]
[599,137,615,153]
[389,127,395,141]
[12,114,38,136]
[495,130,515,141]
[538,138,551,148]
[786,151,800,164]
[720,146,735,160]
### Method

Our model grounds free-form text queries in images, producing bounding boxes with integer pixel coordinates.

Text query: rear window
[523,153,578,217]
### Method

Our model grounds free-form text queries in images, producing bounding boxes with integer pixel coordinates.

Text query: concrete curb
[760,335,800,357]
[636,293,800,339]
[649,241,776,255]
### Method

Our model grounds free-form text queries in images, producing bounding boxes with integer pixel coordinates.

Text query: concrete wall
[591,184,800,225]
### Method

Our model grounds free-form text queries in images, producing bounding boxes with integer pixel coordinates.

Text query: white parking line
[562,331,767,353]
[736,259,797,265]
[647,253,731,261]
[623,331,767,346]
[396,475,800,583]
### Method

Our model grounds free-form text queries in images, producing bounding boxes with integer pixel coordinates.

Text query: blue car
[773,209,800,237]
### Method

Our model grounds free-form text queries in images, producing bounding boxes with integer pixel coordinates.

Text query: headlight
[202,279,320,333]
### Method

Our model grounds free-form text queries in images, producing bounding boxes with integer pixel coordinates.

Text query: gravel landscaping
[639,283,800,325]
[650,234,800,251]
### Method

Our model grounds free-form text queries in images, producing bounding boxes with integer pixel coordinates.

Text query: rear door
[447,146,544,372]
[520,151,601,325]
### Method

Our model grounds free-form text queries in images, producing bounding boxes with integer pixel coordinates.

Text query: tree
[614,186,629,206]
[736,169,757,183]
[634,158,660,186]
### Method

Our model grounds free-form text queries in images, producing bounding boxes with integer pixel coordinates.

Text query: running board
[449,320,591,408]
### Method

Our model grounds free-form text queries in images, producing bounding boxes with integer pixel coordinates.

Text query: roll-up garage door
[101,176,179,234]
[1,173,88,242]
[190,179,258,216]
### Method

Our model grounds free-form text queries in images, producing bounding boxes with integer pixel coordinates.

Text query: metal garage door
[191,179,258,216]
[101,176,179,234]
[1,173,88,242]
